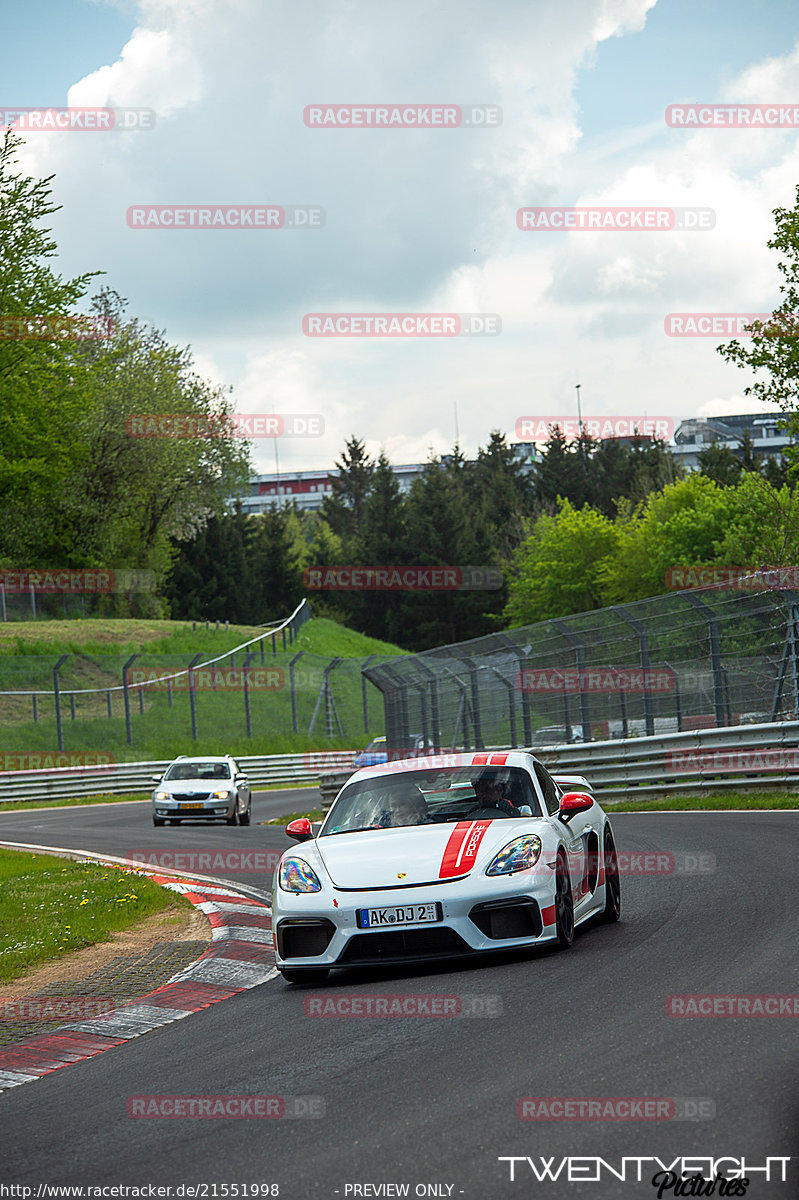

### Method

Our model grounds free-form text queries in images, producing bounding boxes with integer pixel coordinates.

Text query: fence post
[243,651,255,738]
[457,657,484,749]
[552,620,592,741]
[53,655,69,751]
[32,695,39,723]
[487,665,517,747]
[107,691,112,718]
[415,659,442,752]
[29,584,36,619]
[498,635,532,745]
[0,583,5,621]
[680,594,727,727]
[289,651,305,734]
[361,655,377,734]
[613,605,655,737]
[70,694,76,721]
[188,653,203,741]
[122,654,140,746]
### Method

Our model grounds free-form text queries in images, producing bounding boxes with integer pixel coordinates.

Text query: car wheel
[238,805,251,826]
[280,968,330,985]
[153,817,165,826]
[599,826,622,923]
[226,808,238,825]
[555,852,575,949]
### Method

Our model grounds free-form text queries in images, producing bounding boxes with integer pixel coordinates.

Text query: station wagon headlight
[486,835,542,876]
[154,790,170,800]
[212,789,231,799]
[279,858,322,893]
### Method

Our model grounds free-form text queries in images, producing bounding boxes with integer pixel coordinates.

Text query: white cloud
[12,0,799,468]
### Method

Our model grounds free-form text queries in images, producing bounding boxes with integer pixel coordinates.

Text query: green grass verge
[0,781,317,813]
[605,790,799,812]
[0,848,193,983]
[0,617,400,760]
[265,808,326,825]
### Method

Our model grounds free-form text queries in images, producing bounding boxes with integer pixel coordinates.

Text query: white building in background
[236,446,539,515]
[672,413,793,472]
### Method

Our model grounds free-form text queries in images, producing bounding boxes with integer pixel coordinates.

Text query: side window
[534,762,560,816]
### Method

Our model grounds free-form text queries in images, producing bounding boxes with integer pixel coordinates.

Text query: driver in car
[470,770,522,817]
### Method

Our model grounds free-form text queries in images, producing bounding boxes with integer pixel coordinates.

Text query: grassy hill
[0,617,405,762]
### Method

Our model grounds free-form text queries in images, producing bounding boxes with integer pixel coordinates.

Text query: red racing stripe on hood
[439,820,492,878]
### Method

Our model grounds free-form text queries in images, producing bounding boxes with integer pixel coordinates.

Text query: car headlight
[486,835,542,876]
[212,789,232,799]
[279,858,322,893]
[154,790,170,800]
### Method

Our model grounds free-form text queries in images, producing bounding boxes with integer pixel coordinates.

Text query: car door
[533,761,589,892]
[232,759,250,809]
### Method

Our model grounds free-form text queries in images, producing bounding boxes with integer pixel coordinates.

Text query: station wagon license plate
[179,803,205,810]
[357,903,441,929]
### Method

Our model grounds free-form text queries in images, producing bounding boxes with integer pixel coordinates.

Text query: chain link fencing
[362,586,799,754]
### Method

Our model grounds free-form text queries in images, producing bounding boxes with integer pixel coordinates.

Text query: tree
[0,128,100,562]
[503,500,619,626]
[321,436,374,546]
[465,431,533,554]
[697,443,743,487]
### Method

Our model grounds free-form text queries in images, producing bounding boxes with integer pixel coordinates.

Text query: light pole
[575,383,583,436]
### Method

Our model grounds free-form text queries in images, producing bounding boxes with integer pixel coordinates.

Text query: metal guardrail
[0,750,357,805]
[1,722,798,806]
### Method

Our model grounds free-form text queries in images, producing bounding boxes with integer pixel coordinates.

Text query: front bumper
[152,796,233,819]
[273,874,559,970]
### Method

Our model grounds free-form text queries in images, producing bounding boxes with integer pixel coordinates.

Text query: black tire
[600,825,622,923]
[555,852,575,949]
[280,968,330,985]
[238,806,251,826]
[153,817,165,827]
[226,809,238,825]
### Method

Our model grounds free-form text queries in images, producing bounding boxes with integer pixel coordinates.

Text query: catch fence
[363,586,799,753]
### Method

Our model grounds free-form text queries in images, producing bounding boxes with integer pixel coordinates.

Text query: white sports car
[272,751,621,983]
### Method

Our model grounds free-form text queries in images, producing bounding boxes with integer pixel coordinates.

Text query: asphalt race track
[0,796,797,1198]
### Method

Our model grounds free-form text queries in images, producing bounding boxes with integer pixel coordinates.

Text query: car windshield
[164,761,231,781]
[320,765,541,835]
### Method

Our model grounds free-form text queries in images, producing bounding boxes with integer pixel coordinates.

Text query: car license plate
[357,903,441,929]
[179,803,205,810]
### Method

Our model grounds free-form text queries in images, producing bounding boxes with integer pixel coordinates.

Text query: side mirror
[151,775,163,783]
[286,817,313,842]
[559,791,594,822]
[518,805,533,817]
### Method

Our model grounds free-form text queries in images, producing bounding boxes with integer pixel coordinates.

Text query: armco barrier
[0,751,357,806]
[1,723,798,806]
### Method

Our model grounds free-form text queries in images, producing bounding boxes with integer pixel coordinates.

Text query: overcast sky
[5,0,799,473]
